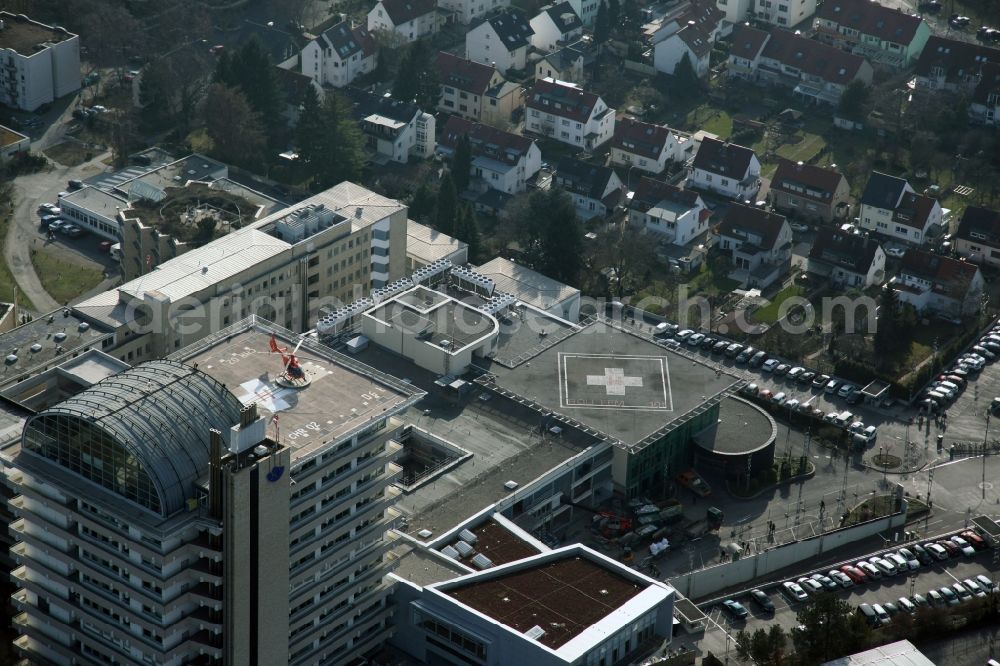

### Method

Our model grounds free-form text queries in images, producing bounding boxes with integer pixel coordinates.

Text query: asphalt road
[5,95,118,314]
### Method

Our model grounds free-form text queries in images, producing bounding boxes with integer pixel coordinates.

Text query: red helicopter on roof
[269,334,307,383]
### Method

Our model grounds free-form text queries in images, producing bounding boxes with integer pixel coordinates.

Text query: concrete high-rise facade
[4,318,423,665]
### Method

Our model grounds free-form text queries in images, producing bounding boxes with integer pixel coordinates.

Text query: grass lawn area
[0,218,36,311]
[776,132,827,163]
[753,284,805,324]
[688,263,740,294]
[42,142,93,167]
[29,247,104,305]
[684,104,732,138]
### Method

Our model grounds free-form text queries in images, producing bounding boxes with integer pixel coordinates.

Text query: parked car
[785,398,800,411]
[925,542,949,561]
[962,578,987,597]
[857,603,880,627]
[960,530,986,550]
[772,392,787,406]
[887,552,911,574]
[749,588,774,612]
[857,561,882,580]
[885,247,906,258]
[870,557,898,577]
[787,366,804,380]
[939,586,960,606]
[687,332,705,347]
[700,336,717,350]
[937,539,960,557]
[829,570,854,587]
[882,601,899,616]
[48,219,66,233]
[759,389,774,401]
[797,577,824,594]
[721,599,749,619]
[911,593,930,608]
[976,574,995,593]
[713,341,729,354]
[37,203,57,214]
[799,371,815,385]
[897,597,916,614]
[762,359,780,372]
[783,581,808,601]
[813,374,830,389]
[790,223,809,233]
[749,351,767,367]
[840,565,868,584]
[726,343,745,358]
[949,536,976,557]
[774,364,791,376]
[810,573,838,591]
[918,0,941,12]
[837,383,857,398]
[911,544,933,565]
[896,548,920,570]
[871,603,891,625]
[825,379,839,394]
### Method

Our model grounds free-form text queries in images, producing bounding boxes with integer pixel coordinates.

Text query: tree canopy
[215,36,286,143]
[298,91,367,188]
[392,40,440,111]
[838,80,871,122]
[435,174,459,236]
[509,189,583,285]
[452,136,473,193]
[203,83,266,169]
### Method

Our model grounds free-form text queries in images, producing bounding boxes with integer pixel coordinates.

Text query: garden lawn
[753,284,805,324]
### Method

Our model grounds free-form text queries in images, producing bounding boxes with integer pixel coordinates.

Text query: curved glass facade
[23,414,162,515]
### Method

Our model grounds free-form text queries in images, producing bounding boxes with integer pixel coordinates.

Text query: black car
[712,341,729,354]
[911,544,933,565]
[799,371,816,384]
[701,336,717,350]
[749,589,774,613]
[919,0,942,11]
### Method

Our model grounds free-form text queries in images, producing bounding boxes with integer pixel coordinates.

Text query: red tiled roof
[730,24,769,61]
[771,159,847,204]
[718,204,787,251]
[692,137,756,178]
[439,115,535,167]
[436,52,498,96]
[900,249,980,299]
[817,0,924,46]
[526,78,602,123]
[892,191,937,230]
[808,227,881,273]
[675,24,712,59]
[762,29,867,85]
[611,118,672,161]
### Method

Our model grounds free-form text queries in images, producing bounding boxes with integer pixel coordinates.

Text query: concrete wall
[669,506,908,600]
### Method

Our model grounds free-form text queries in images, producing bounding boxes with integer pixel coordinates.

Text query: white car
[825,379,839,394]
[762,359,780,372]
[829,570,854,588]
[787,366,804,380]
[797,577,824,594]
[871,556,898,576]
[886,247,906,258]
[676,329,694,341]
[950,536,976,557]
[837,383,856,398]
[772,392,787,405]
[783,581,808,601]
[785,398,800,411]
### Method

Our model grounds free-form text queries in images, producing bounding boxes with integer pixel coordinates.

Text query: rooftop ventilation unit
[454,540,474,557]
[411,258,453,285]
[524,626,546,641]
[471,554,494,569]
[459,528,477,544]
[440,545,460,560]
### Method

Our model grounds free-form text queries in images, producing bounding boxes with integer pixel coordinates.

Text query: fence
[668,505,907,600]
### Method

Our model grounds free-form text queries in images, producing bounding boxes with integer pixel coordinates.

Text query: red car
[840,564,868,584]
[937,540,959,557]
[960,531,987,550]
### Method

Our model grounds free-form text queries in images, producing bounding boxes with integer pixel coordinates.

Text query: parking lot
[695,531,1000,664]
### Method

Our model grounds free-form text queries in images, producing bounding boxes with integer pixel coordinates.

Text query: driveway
[6,99,114,314]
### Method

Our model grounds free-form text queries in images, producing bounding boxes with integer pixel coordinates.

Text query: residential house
[955,206,1000,268]
[438,0,510,25]
[970,62,1000,126]
[688,137,761,200]
[645,0,726,45]
[769,158,851,222]
[913,36,1000,95]
[754,0,817,28]
[715,204,793,288]
[814,0,931,69]
[435,52,522,125]
[554,157,623,219]
[628,177,710,246]
[0,12,80,111]
[368,0,441,42]
[715,0,755,27]
[727,25,873,105]
[300,20,377,89]
[857,172,942,245]
[565,0,602,28]
[610,118,687,176]
[437,116,542,194]
[465,10,534,74]
[525,78,615,150]
[353,93,436,163]
[534,42,589,83]
[893,249,984,317]
[530,2,583,53]
[807,228,885,288]
[654,24,713,78]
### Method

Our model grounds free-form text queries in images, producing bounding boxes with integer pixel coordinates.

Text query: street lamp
[879,446,887,485]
